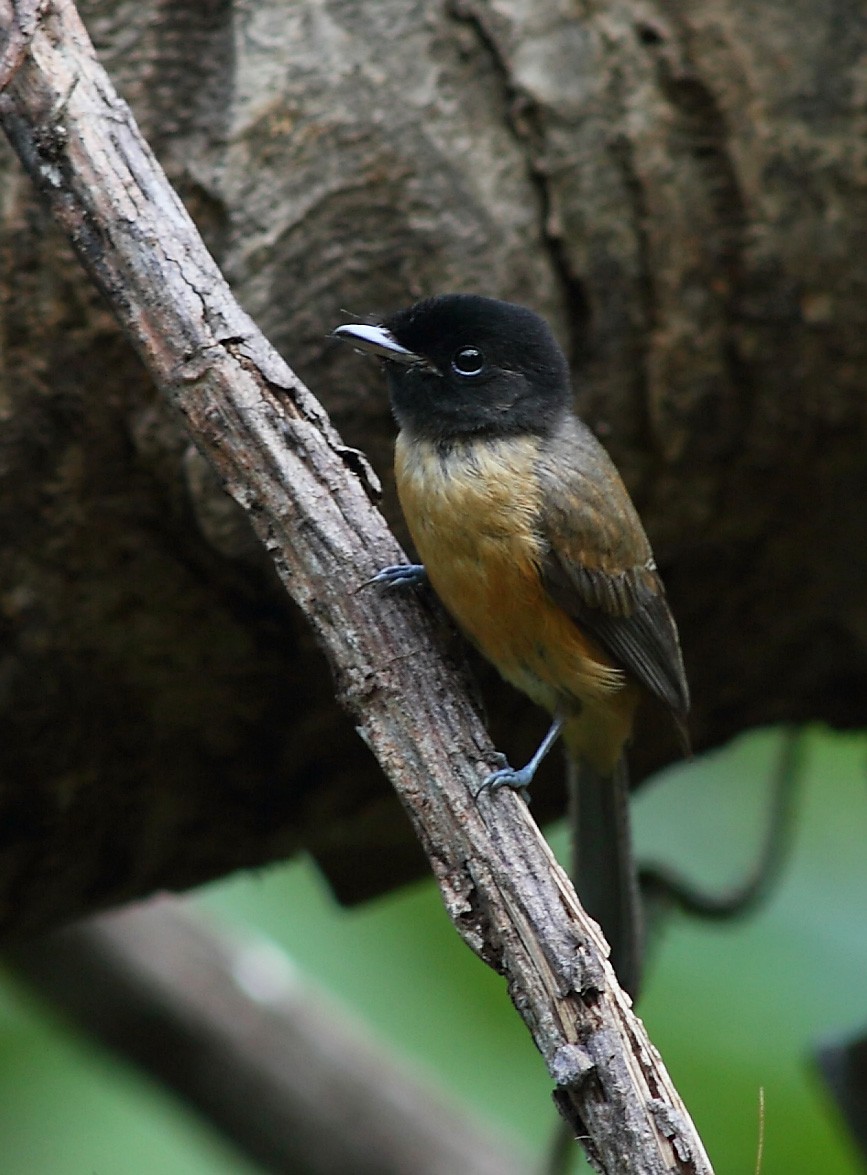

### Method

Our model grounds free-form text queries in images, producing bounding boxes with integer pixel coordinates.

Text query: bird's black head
[334,295,572,443]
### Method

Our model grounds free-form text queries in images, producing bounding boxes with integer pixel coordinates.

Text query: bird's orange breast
[394,432,627,722]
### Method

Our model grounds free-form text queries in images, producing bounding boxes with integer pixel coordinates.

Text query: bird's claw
[368,564,427,589]
[476,765,533,803]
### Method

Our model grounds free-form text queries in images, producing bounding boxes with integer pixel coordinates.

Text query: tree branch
[0,1,713,1169]
[6,899,527,1175]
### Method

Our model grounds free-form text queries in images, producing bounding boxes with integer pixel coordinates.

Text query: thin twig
[640,727,804,920]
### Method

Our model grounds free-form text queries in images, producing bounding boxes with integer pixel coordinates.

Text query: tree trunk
[1,0,865,932]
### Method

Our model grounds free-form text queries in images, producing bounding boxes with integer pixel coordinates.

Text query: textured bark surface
[1,0,866,929]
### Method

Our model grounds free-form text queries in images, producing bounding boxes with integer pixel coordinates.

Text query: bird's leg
[479,713,565,797]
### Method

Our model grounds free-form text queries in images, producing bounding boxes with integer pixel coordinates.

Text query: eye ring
[451,346,485,378]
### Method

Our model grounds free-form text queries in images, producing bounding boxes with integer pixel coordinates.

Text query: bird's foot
[368,564,427,589]
[475,714,565,802]
[476,763,533,802]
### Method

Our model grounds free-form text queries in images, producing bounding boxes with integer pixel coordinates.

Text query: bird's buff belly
[395,434,624,713]
[426,534,622,711]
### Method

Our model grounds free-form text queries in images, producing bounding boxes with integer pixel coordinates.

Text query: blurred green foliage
[0,726,864,1173]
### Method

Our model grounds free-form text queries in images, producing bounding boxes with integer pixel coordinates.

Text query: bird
[334,294,689,996]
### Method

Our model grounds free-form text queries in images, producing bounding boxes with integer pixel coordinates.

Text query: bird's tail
[567,751,644,998]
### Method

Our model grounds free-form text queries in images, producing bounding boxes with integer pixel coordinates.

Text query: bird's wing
[535,425,690,726]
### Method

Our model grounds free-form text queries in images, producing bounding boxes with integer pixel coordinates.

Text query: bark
[0,4,717,1168]
[0,0,866,919]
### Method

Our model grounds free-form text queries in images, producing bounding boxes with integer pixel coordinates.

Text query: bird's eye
[451,346,485,377]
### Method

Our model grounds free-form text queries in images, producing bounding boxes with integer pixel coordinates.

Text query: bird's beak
[332,323,420,365]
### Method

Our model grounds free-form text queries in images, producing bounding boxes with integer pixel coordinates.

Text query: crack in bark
[446,0,592,367]
[639,5,756,462]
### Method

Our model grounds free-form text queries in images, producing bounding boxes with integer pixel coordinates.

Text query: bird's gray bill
[332,323,419,364]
